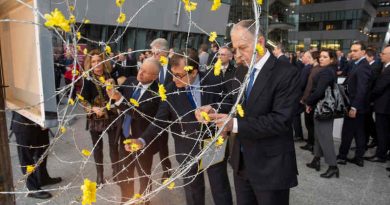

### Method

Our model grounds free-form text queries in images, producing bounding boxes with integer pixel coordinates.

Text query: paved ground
[6,107,390,205]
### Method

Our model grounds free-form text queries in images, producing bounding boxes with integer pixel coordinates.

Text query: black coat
[111,60,138,80]
[277,55,290,64]
[372,64,390,114]
[140,72,223,164]
[345,58,372,113]
[305,66,336,107]
[223,54,299,191]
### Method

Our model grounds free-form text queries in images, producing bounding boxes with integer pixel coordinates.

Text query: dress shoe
[300,144,313,152]
[96,175,104,185]
[320,166,339,178]
[336,156,347,165]
[27,191,52,199]
[41,177,62,186]
[347,157,364,167]
[366,141,377,149]
[386,167,390,172]
[306,157,320,171]
[365,156,386,163]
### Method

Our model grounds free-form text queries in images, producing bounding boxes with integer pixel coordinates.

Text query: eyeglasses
[172,72,187,79]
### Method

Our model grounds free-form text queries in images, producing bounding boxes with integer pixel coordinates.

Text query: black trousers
[304,112,314,145]
[292,113,303,139]
[375,113,390,159]
[158,132,172,173]
[365,109,377,144]
[15,128,50,190]
[338,114,366,160]
[89,124,121,177]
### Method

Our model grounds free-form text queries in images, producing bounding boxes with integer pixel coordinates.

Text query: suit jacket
[118,78,161,155]
[140,72,223,164]
[345,58,372,113]
[372,64,390,114]
[223,54,299,191]
[338,56,347,72]
[277,54,290,64]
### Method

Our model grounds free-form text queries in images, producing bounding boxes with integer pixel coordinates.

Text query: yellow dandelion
[256,44,264,56]
[81,149,91,157]
[105,45,112,55]
[98,76,106,84]
[72,69,79,76]
[69,15,76,24]
[237,104,245,117]
[81,178,97,205]
[44,8,71,32]
[158,84,167,101]
[163,179,175,190]
[132,193,142,200]
[60,126,67,133]
[257,0,263,5]
[183,0,197,12]
[83,19,90,24]
[106,102,111,111]
[77,32,81,40]
[209,31,217,42]
[83,48,88,55]
[159,56,168,66]
[68,98,75,105]
[130,98,139,107]
[116,0,126,7]
[215,135,224,147]
[105,84,113,91]
[77,94,85,101]
[214,59,222,76]
[200,111,210,122]
[116,12,126,24]
[211,0,221,11]
[26,165,35,174]
[184,66,193,72]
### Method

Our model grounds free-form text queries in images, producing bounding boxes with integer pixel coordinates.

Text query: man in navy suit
[337,41,372,167]
[197,19,299,205]
[272,43,290,63]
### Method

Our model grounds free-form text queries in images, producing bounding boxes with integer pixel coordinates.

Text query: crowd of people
[12,19,390,205]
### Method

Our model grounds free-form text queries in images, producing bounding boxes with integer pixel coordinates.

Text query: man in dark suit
[150,38,173,179]
[198,20,299,205]
[218,46,237,90]
[111,53,138,80]
[10,112,62,199]
[125,50,233,205]
[108,57,161,203]
[337,41,372,167]
[336,49,347,76]
[367,45,390,165]
[272,43,290,63]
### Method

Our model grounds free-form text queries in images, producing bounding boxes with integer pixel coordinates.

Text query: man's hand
[195,105,215,124]
[305,105,312,114]
[92,106,104,118]
[209,113,233,132]
[348,109,357,118]
[124,139,144,152]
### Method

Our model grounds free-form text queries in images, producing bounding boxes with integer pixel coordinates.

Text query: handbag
[314,83,349,120]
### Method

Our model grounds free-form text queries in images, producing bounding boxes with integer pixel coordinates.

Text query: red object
[64,64,81,80]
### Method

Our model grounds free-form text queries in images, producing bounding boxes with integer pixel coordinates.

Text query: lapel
[164,64,173,85]
[139,81,158,102]
[199,72,209,106]
[246,56,276,108]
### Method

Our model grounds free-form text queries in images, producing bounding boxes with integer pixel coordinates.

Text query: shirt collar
[253,50,271,71]
[369,61,375,65]
[385,62,390,68]
[138,82,153,90]
[354,56,365,65]
[187,74,200,89]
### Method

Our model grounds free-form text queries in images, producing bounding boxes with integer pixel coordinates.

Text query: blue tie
[122,86,141,138]
[245,68,257,100]
[186,86,197,109]
[159,68,165,84]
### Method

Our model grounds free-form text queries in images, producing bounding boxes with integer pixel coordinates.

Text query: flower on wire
[200,111,211,122]
[182,0,197,12]
[44,8,71,32]
[163,179,176,190]
[236,104,244,117]
[213,59,222,76]
[123,139,141,152]
[26,165,35,174]
[211,0,221,11]
[159,56,168,66]
[209,31,217,42]
[116,12,126,24]
[158,84,167,101]
[81,178,97,205]
[129,98,140,107]
[81,149,91,157]
[215,135,225,147]
[256,44,264,56]
[116,0,126,7]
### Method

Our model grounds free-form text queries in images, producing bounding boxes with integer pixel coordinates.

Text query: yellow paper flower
[214,59,222,76]
[132,193,142,200]
[68,98,75,105]
[77,94,85,101]
[83,19,90,24]
[60,126,67,133]
[211,0,221,11]
[83,48,88,55]
[163,179,176,190]
[98,76,106,84]
[215,135,224,146]
[182,0,197,12]
[105,45,111,55]
[123,139,141,152]
[116,0,126,7]
[44,8,71,32]
[159,56,168,66]
[184,66,193,72]
[69,15,76,24]
[201,111,210,122]
[237,104,244,117]
[257,0,263,5]
[26,165,35,174]
[81,149,91,157]
[116,12,126,24]
[106,102,111,111]
[72,69,79,76]
[69,5,75,12]
[77,32,81,40]
[106,84,113,91]
[130,98,139,107]
[256,44,264,56]
[158,84,167,101]
[209,31,217,42]
[81,178,97,205]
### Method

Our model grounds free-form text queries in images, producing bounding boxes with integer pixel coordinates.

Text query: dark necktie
[245,68,257,100]
[186,86,197,109]
[159,68,165,84]
[122,86,142,138]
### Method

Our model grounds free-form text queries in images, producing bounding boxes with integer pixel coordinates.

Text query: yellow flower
[44,8,71,32]
[132,193,142,200]
[69,15,76,24]
[209,31,217,42]
[256,44,264,56]
[77,32,81,40]
[158,84,167,101]
[60,126,67,133]
[257,0,263,5]
[123,139,141,152]
[81,149,91,157]
[83,19,90,24]
[159,56,168,66]
[83,48,88,55]
[98,76,106,84]
[215,135,224,147]
[116,12,126,24]
[105,45,112,55]
[163,179,176,190]
[201,111,210,122]
[106,102,111,111]
[26,165,35,174]
[123,139,131,145]
[237,104,244,117]
[68,98,75,105]
[77,94,85,101]
[81,178,97,205]
[72,69,79,76]
[130,98,139,107]
[106,84,113,91]
[214,59,222,76]
[69,5,75,12]
[211,0,221,11]
[116,0,126,7]
[184,66,193,72]
[182,0,197,12]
